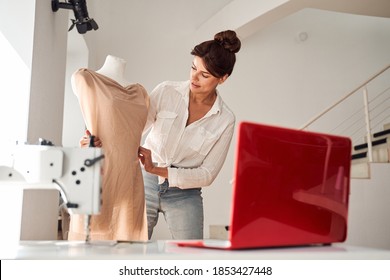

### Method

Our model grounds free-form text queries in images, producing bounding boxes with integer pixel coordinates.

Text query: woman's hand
[79,130,102,148]
[138,146,154,172]
[138,146,169,178]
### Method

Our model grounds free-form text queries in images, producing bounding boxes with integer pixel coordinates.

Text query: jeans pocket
[158,178,169,194]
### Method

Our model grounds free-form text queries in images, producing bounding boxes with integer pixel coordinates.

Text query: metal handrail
[300,64,390,130]
[299,64,390,163]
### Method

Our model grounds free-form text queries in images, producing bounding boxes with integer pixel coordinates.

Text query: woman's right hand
[79,129,102,148]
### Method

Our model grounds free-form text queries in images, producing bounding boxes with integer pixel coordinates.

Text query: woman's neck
[189,90,217,105]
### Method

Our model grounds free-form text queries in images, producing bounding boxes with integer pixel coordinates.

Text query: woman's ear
[219,74,229,85]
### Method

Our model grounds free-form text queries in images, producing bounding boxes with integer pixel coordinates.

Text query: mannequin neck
[96,55,129,86]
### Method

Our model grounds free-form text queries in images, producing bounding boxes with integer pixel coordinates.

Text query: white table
[2,240,390,260]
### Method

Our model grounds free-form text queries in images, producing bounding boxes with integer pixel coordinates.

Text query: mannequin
[95,55,130,87]
[71,55,130,94]
[68,55,149,241]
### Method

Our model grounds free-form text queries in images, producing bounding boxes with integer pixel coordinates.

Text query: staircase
[351,123,390,178]
[300,64,390,179]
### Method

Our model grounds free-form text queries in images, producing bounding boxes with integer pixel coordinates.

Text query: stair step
[354,137,387,151]
[373,128,390,138]
[351,146,389,163]
[352,152,367,160]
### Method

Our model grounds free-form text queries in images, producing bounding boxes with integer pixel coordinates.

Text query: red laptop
[173,121,352,249]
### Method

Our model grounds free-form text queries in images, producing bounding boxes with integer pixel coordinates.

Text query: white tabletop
[2,240,390,260]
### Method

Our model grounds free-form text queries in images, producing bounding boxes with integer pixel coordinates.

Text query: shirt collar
[210,89,222,115]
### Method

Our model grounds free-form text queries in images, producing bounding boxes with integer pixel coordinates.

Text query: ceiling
[193,0,390,40]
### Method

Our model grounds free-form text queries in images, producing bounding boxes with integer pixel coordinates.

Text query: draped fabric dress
[68,68,149,241]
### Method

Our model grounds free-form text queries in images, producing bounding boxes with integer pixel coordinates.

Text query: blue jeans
[142,169,204,240]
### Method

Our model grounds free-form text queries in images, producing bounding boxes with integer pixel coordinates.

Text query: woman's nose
[191,71,199,81]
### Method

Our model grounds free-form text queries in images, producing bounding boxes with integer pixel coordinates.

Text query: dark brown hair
[191,30,241,78]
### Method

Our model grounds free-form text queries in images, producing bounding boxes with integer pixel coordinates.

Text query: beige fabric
[68,68,149,241]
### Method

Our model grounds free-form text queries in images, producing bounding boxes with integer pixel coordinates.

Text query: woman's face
[189,56,226,95]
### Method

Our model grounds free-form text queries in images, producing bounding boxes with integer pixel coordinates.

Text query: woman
[138,30,241,240]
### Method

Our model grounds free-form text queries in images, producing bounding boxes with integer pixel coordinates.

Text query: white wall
[0,0,35,143]
[0,0,69,145]
[62,4,390,242]
[347,163,390,249]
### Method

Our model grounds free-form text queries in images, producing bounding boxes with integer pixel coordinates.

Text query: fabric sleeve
[138,84,150,110]
[142,83,161,135]
[71,69,98,134]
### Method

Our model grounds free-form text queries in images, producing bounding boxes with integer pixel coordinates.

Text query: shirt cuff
[167,167,179,187]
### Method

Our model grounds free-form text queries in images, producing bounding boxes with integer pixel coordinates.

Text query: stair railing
[300,64,390,163]
[362,86,373,162]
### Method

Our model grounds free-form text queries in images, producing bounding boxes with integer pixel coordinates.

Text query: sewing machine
[0,143,103,243]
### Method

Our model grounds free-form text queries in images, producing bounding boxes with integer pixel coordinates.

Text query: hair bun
[214,30,241,54]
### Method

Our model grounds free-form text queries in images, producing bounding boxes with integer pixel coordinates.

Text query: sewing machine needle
[85,215,91,243]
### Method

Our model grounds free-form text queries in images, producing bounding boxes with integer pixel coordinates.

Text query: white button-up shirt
[143,80,235,189]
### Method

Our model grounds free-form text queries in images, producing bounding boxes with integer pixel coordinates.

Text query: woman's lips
[191,82,200,88]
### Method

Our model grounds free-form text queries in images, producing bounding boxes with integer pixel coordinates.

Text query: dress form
[69,60,149,241]
[95,55,130,87]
